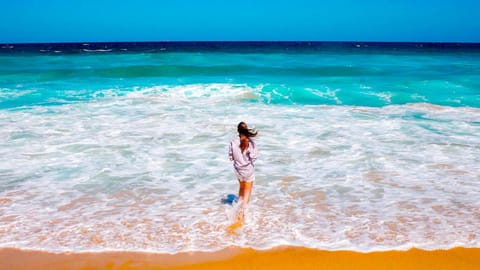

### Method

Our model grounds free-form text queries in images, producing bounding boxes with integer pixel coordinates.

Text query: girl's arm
[249,141,258,163]
[228,141,233,160]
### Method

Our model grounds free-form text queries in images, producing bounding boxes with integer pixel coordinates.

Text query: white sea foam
[0,83,479,253]
[82,49,113,52]
[363,90,392,103]
[0,88,35,100]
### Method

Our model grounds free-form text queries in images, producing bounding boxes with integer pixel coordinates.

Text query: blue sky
[1,0,479,43]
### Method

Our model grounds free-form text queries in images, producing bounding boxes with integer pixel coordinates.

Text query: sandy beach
[1,246,479,270]
[2,0,480,269]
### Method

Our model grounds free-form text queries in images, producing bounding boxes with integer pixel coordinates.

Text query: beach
[0,42,479,268]
[2,246,480,270]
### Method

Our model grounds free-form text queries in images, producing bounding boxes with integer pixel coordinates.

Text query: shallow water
[0,43,479,252]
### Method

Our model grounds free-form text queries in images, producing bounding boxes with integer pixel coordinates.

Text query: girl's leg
[242,181,253,204]
[238,180,254,204]
[238,179,245,201]
[236,181,253,223]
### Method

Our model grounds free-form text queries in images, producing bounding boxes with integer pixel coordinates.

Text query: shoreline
[1,246,480,270]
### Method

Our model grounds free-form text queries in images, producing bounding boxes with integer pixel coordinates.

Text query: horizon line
[2,40,480,45]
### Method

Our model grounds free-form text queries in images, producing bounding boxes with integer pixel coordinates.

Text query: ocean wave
[1,83,479,110]
[1,48,479,108]
[0,96,479,253]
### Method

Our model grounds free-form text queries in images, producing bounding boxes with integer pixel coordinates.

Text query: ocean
[0,42,479,253]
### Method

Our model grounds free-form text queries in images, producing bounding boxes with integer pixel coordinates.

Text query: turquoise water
[0,43,479,253]
[1,46,480,109]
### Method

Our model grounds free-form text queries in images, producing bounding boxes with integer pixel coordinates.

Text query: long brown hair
[238,122,258,153]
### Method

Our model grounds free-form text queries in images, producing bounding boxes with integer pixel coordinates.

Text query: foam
[0,88,35,100]
[0,85,479,253]
[82,49,113,52]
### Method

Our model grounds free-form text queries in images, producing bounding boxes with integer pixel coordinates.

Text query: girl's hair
[237,122,258,152]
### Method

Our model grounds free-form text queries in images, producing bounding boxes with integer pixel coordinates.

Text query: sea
[0,42,479,253]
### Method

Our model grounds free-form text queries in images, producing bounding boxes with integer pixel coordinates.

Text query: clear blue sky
[1,0,479,43]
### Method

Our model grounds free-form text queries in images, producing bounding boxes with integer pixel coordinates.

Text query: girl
[228,122,258,221]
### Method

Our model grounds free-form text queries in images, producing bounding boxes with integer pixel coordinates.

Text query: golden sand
[1,246,479,270]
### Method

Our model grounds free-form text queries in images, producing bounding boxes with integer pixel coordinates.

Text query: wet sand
[1,246,480,270]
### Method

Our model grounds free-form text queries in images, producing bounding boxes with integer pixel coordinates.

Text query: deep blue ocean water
[0,42,479,253]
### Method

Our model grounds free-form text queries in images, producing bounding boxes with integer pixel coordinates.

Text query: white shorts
[236,173,255,182]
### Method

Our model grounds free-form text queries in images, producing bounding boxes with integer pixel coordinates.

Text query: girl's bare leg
[238,179,245,201]
[237,181,253,223]
[238,180,253,203]
[242,181,253,204]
